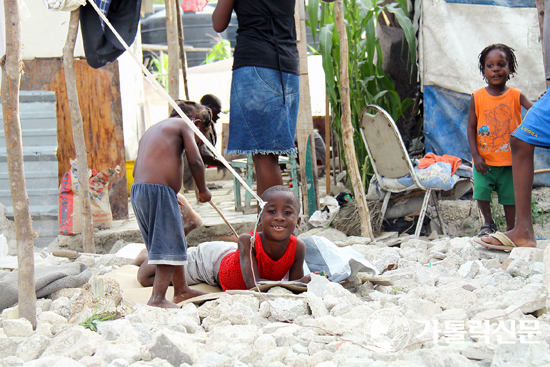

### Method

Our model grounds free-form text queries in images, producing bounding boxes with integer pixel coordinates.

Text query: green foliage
[147,52,169,91]
[306,0,416,192]
[80,312,115,332]
[531,198,549,227]
[204,35,233,64]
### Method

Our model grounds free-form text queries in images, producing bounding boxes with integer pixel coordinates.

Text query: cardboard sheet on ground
[101,265,223,306]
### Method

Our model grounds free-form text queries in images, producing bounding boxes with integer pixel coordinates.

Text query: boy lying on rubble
[133,185,311,292]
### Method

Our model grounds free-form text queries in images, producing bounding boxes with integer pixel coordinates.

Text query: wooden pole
[295,0,319,215]
[325,95,331,194]
[334,0,374,239]
[175,1,189,100]
[1,0,36,327]
[63,9,95,253]
[165,0,180,100]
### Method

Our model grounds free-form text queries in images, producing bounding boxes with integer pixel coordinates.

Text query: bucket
[126,160,134,196]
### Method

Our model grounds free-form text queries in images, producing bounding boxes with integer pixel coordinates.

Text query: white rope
[86,0,264,207]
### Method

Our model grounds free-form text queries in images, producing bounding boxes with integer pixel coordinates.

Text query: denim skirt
[226,66,299,156]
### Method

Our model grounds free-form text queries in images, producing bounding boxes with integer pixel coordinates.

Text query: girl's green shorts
[473,165,515,205]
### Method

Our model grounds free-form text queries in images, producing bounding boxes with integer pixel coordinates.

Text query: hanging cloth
[180,0,208,12]
[80,0,142,69]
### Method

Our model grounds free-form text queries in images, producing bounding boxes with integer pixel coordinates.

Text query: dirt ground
[440,186,550,240]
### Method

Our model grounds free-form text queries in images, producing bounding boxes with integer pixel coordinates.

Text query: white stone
[263,298,308,322]
[41,326,104,360]
[22,355,86,367]
[0,356,25,366]
[505,258,531,278]
[448,238,480,263]
[307,274,330,298]
[96,319,139,343]
[500,283,549,314]
[0,337,25,359]
[193,352,234,367]
[491,341,550,367]
[3,318,33,337]
[415,267,438,286]
[530,262,545,274]
[253,334,277,353]
[108,358,130,367]
[38,311,68,326]
[305,293,328,318]
[78,355,108,367]
[15,334,50,362]
[94,341,141,365]
[48,297,72,320]
[509,247,545,263]
[124,305,171,327]
[459,343,495,361]
[458,261,481,279]
[338,236,372,246]
[402,299,442,317]
[436,308,468,322]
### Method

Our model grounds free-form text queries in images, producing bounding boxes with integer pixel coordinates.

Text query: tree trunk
[175,1,189,100]
[1,0,36,328]
[295,0,318,216]
[63,9,95,253]
[334,0,374,239]
[165,0,180,100]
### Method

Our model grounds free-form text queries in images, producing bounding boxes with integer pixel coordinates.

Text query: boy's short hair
[261,185,300,213]
[169,100,216,145]
[200,94,222,111]
[478,44,518,78]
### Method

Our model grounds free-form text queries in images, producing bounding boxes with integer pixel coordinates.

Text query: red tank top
[218,231,297,291]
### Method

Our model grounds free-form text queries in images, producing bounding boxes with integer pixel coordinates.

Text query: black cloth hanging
[80,0,142,69]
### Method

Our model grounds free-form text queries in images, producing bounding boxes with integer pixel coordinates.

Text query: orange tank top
[473,87,522,166]
[218,232,297,291]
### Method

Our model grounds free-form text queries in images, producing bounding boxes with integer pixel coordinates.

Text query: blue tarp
[424,85,550,186]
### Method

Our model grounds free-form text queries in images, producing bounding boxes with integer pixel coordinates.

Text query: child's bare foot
[173,288,208,304]
[147,297,180,308]
[177,193,203,236]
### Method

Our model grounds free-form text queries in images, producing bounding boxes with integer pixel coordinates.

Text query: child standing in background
[467,44,532,238]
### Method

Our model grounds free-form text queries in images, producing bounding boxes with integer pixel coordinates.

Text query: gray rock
[147,330,203,366]
[97,319,139,343]
[253,334,277,353]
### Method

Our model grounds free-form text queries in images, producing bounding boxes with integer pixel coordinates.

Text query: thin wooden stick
[209,201,239,238]
[334,0,374,239]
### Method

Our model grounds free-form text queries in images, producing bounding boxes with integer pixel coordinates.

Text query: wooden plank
[21,58,128,220]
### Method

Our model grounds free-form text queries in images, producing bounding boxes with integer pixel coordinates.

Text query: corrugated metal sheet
[0,91,59,248]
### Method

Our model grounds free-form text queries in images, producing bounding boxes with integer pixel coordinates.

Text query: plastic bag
[308,196,340,227]
[301,236,379,282]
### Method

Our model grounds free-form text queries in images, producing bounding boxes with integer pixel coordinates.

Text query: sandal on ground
[478,223,497,237]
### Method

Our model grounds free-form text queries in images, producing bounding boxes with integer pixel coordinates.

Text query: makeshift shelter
[419,0,550,185]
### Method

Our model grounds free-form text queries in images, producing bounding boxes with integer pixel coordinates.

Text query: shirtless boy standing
[131,101,212,308]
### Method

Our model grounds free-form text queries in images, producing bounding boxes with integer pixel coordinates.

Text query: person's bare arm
[181,124,212,203]
[289,238,310,283]
[212,0,234,33]
[467,95,488,174]
[520,92,533,111]
[238,233,261,289]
